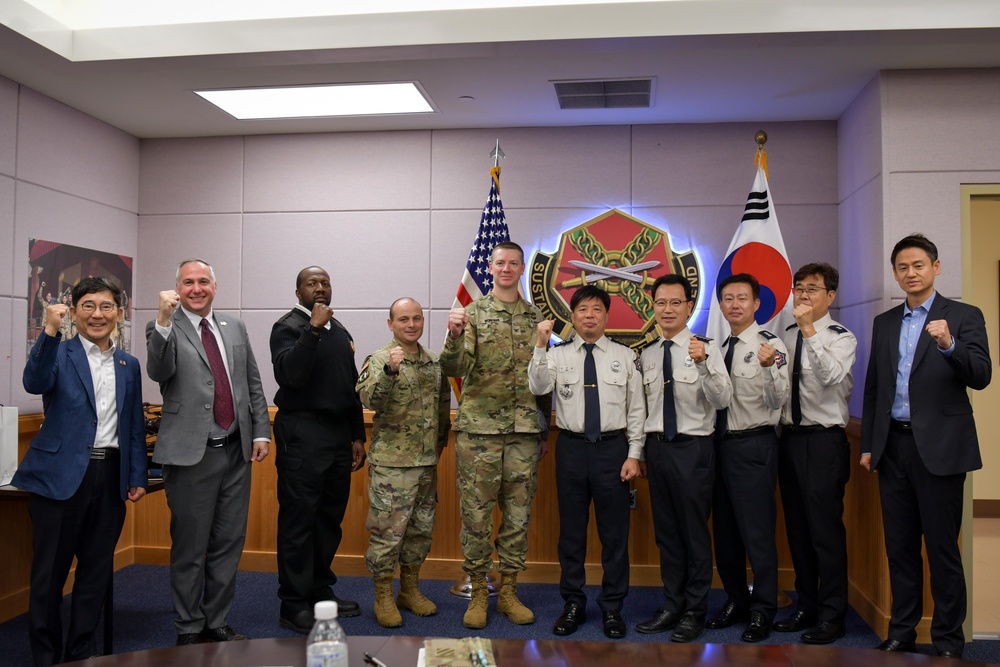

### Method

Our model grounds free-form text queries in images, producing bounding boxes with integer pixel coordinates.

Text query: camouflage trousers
[365,463,438,577]
[455,432,540,576]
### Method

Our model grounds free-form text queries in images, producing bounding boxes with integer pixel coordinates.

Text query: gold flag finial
[754,130,768,179]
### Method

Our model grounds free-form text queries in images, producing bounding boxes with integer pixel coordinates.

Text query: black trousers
[646,434,715,615]
[274,411,353,616]
[28,455,125,667]
[712,430,779,620]
[555,431,631,612]
[778,427,850,622]
[879,428,967,653]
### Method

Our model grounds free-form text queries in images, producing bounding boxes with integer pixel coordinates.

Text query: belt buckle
[207,435,227,448]
[90,448,107,460]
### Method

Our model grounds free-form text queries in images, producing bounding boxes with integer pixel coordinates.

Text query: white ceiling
[1,0,999,138]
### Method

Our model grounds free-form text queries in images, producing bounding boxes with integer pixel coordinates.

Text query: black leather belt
[562,430,624,442]
[890,419,913,433]
[90,448,119,460]
[721,425,775,440]
[207,430,241,448]
[784,424,842,433]
[649,432,696,443]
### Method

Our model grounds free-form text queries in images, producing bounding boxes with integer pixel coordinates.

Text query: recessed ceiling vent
[552,78,653,109]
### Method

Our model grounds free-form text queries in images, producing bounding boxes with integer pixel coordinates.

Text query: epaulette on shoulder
[828,324,849,334]
[785,323,799,332]
[759,329,777,340]
[633,338,657,354]
[607,336,633,349]
[553,338,573,348]
[693,334,713,343]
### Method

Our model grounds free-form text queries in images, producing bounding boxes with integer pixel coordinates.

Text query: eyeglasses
[653,299,689,309]
[793,286,830,296]
[77,301,118,314]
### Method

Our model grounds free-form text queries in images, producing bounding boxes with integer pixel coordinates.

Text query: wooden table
[60,635,973,666]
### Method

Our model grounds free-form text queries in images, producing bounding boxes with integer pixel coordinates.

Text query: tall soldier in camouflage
[356,297,451,628]
[440,241,547,629]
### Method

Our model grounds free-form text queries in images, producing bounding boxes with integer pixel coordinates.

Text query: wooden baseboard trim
[973,499,1000,518]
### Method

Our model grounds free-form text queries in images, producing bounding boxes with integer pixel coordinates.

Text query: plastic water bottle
[306,600,348,667]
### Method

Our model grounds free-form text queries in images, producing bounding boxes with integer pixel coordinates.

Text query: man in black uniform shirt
[270,266,367,632]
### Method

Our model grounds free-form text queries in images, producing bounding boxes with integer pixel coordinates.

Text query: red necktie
[200,318,235,430]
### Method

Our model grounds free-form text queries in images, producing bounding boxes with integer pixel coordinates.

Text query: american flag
[449,165,511,399]
[453,165,512,308]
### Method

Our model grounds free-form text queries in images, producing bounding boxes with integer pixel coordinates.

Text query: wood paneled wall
[2,412,936,641]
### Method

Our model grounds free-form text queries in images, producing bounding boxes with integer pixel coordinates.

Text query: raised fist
[157,290,180,326]
[388,346,405,373]
[688,337,707,363]
[758,342,777,367]
[536,319,555,348]
[44,304,68,334]
[448,307,469,339]
[310,303,334,329]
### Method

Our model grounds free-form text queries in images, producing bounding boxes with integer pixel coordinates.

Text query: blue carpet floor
[1,565,998,664]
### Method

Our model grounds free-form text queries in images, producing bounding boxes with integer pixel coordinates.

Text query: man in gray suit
[146,259,271,646]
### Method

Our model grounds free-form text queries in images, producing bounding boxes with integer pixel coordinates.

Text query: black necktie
[716,336,737,437]
[201,318,235,430]
[583,343,600,442]
[662,340,677,440]
[791,330,804,425]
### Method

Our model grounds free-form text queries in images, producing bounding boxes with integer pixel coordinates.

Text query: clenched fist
[793,303,817,337]
[388,346,405,373]
[536,319,555,348]
[926,319,953,349]
[310,303,334,329]
[448,307,469,339]
[757,342,777,367]
[44,304,68,335]
[157,290,180,326]
[688,337,707,364]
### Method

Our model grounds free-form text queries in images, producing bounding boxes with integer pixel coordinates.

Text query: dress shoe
[773,609,816,633]
[877,639,916,652]
[316,589,361,618]
[552,602,586,636]
[937,649,963,659]
[176,633,200,646]
[635,609,682,634]
[670,611,705,643]
[603,610,626,639]
[801,621,845,645]
[706,600,750,629]
[741,611,771,643]
[199,625,247,642]
[279,609,315,634]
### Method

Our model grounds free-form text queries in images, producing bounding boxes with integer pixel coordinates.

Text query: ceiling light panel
[194,82,435,120]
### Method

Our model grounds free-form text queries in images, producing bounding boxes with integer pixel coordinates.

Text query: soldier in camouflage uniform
[440,241,547,629]
[356,297,451,628]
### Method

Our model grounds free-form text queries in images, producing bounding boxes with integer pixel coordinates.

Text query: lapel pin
[119,359,126,366]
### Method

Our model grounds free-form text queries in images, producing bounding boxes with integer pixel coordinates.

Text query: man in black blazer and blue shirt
[15,277,147,666]
[861,234,992,659]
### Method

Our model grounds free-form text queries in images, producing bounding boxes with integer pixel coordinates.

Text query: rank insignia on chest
[610,360,621,373]
[744,351,755,364]
[559,385,573,399]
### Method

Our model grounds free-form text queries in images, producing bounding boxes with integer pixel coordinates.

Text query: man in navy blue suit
[861,234,992,659]
[13,277,148,667]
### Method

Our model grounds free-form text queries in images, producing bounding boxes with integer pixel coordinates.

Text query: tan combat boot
[462,574,489,629]
[373,575,402,628]
[496,573,534,624]
[396,563,437,616]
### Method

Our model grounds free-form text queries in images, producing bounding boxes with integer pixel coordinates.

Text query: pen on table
[363,652,388,667]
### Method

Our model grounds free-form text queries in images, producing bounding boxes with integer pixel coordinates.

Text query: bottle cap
[314,600,339,620]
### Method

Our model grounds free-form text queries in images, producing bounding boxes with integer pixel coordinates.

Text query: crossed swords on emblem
[567,259,661,284]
